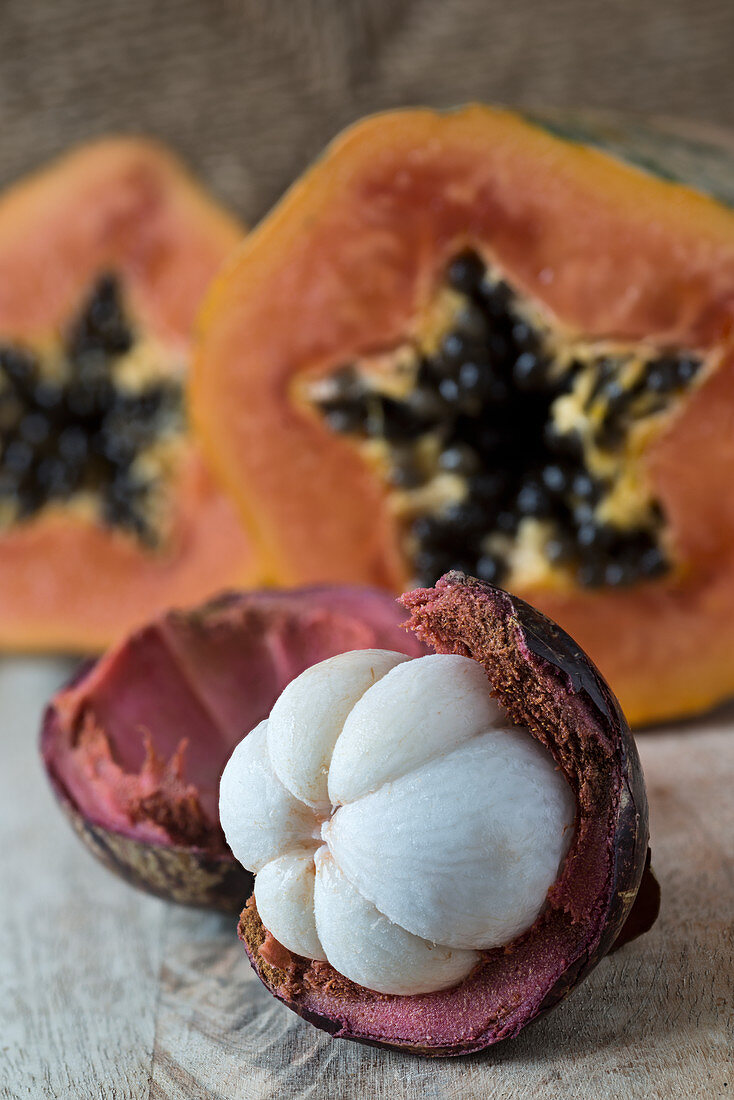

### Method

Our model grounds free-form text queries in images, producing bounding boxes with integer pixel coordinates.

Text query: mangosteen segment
[40,585,427,911]
[234,572,656,1055]
[402,572,652,949]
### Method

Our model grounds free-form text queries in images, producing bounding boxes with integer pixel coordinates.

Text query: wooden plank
[2,658,732,1098]
[0,658,165,1100]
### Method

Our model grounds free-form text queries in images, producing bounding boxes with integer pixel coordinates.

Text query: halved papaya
[193,106,734,726]
[0,138,258,651]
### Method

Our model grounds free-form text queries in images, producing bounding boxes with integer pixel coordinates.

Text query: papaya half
[193,106,734,727]
[0,138,258,652]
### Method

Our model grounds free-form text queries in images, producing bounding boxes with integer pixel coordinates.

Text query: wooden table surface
[0,656,731,1099]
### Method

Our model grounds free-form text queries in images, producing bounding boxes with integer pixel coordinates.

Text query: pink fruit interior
[42,586,426,851]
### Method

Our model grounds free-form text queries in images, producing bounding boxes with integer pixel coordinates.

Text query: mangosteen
[40,586,427,912]
[222,571,659,1055]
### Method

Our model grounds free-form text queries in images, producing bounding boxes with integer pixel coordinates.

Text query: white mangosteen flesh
[266,649,410,810]
[220,649,576,996]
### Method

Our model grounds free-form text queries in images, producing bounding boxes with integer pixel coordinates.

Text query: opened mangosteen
[223,571,659,1055]
[40,586,427,912]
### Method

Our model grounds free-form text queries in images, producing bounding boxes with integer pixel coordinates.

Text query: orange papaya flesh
[0,138,259,652]
[193,106,734,727]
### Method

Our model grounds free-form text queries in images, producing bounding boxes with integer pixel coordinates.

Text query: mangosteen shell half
[40,586,428,913]
[237,571,659,1055]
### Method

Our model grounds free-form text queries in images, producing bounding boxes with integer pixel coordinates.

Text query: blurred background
[1,0,732,220]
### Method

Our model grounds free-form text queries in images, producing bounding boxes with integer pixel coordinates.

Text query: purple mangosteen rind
[39,584,427,911]
[41,697,253,913]
[237,571,659,1057]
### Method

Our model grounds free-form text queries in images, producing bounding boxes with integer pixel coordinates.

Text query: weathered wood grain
[0,658,166,1100]
[1,657,732,1098]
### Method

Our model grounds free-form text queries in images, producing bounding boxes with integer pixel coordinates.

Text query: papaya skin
[0,138,259,652]
[193,106,734,726]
